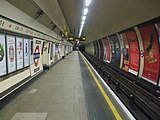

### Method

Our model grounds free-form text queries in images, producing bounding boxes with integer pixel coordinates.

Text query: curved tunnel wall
[85,17,160,87]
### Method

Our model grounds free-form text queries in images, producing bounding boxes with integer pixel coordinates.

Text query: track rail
[83,52,160,120]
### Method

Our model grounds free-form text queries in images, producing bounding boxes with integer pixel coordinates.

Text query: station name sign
[68,36,86,41]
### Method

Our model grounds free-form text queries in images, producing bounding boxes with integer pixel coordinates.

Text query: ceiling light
[83,8,88,15]
[81,24,84,28]
[82,16,86,21]
[79,28,83,37]
[85,0,92,6]
[81,21,85,25]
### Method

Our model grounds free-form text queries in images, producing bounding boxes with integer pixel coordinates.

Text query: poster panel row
[95,23,160,85]
[0,34,33,77]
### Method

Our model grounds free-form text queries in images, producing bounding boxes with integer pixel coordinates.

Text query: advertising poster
[105,38,111,63]
[29,40,34,65]
[16,37,23,69]
[52,43,55,57]
[58,44,62,54]
[109,35,121,66]
[0,34,7,76]
[93,42,97,57]
[155,23,160,86]
[7,35,16,73]
[139,25,159,84]
[50,43,54,58]
[98,39,104,60]
[95,41,99,58]
[102,38,106,61]
[23,38,29,67]
[121,33,130,72]
[55,43,59,55]
[125,30,140,75]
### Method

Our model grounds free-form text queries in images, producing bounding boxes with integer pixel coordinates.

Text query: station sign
[69,36,74,41]
[80,37,86,41]
[68,36,86,41]
[33,46,40,66]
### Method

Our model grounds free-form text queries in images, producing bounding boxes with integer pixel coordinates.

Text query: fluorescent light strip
[81,24,84,28]
[83,8,88,16]
[85,0,92,6]
[81,20,85,25]
[79,28,83,37]
[82,16,86,21]
[79,0,92,38]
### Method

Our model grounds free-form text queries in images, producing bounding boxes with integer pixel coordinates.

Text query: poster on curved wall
[109,35,121,66]
[23,38,29,67]
[6,35,16,73]
[155,23,160,86]
[29,39,34,65]
[139,25,159,85]
[0,34,7,76]
[95,41,99,58]
[55,43,59,55]
[16,37,23,70]
[98,39,104,60]
[102,38,106,61]
[93,42,97,57]
[58,43,62,57]
[96,41,100,58]
[51,43,55,58]
[105,38,111,63]
[121,33,130,72]
[125,30,140,76]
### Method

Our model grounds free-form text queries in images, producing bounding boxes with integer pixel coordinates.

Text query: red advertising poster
[125,30,140,76]
[155,23,160,86]
[139,25,159,84]
[105,38,111,63]
[121,33,130,72]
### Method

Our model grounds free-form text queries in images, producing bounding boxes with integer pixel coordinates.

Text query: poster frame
[0,33,7,76]
[23,38,29,67]
[16,37,24,70]
[6,35,16,73]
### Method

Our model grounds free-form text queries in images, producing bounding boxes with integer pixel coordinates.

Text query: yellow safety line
[81,53,122,120]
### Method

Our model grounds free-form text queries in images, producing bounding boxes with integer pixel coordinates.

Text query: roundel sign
[33,45,40,66]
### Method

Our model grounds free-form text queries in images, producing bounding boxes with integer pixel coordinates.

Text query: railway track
[83,52,160,120]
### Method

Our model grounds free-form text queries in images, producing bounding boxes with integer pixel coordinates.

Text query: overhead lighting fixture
[83,8,88,16]
[82,16,86,21]
[81,21,85,25]
[78,0,92,38]
[79,28,83,37]
[81,24,84,28]
[85,0,92,6]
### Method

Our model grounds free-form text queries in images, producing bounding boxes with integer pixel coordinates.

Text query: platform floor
[0,51,131,120]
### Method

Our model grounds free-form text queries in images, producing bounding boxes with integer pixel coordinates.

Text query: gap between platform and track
[79,51,136,120]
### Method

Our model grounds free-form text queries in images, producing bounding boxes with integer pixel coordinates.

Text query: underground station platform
[0,51,135,120]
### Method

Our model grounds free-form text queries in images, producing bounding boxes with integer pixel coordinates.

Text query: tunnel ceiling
[58,0,160,44]
[6,0,160,44]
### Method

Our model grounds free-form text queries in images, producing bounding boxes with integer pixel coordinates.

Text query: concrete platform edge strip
[79,51,136,120]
